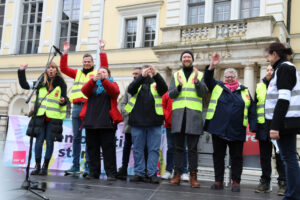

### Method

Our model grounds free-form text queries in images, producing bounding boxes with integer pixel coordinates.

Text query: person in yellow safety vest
[18,62,67,176]
[169,50,208,188]
[125,64,168,184]
[60,41,99,176]
[204,53,256,192]
[254,65,286,195]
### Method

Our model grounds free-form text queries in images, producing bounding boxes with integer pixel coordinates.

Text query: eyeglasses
[224,76,236,79]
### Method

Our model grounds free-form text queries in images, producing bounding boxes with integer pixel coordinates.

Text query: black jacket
[128,73,168,127]
[266,59,300,134]
[18,69,67,142]
[18,69,68,105]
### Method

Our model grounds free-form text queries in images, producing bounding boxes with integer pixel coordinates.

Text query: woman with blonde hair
[18,62,68,176]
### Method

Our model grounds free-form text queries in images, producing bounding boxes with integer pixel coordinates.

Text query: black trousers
[212,135,244,183]
[86,128,117,177]
[174,133,199,173]
[174,111,200,174]
[259,140,286,182]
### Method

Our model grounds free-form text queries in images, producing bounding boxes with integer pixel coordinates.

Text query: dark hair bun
[285,47,293,55]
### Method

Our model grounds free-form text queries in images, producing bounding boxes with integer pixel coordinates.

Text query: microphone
[53,45,64,57]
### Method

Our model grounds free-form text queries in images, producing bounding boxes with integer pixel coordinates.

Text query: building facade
[0,0,299,165]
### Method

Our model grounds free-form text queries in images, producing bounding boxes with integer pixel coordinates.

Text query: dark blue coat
[204,67,256,141]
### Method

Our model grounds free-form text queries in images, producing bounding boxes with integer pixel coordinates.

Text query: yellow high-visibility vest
[124,83,163,115]
[172,69,203,112]
[36,86,67,120]
[206,84,251,127]
[69,70,97,103]
[256,82,267,124]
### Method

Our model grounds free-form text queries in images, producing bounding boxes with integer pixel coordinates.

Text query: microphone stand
[21,51,57,200]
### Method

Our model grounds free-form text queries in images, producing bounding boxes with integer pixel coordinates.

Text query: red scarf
[223,80,239,92]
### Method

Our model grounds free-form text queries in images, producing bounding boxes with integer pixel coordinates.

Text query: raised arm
[18,64,31,90]
[204,53,220,91]
[60,41,77,79]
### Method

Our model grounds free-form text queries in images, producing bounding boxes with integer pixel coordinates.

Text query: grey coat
[168,71,208,135]
[120,87,131,134]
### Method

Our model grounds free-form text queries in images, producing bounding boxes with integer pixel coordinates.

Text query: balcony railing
[160,16,275,45]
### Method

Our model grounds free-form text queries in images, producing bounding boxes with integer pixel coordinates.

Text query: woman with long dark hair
[265,42,300,200]
[18,62,67,176]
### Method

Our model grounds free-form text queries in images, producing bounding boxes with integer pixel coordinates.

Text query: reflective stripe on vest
[256,82,267,124]
[124,83,163,115]
[265,61,300,119]
[206,85,251,127]
[36,87,67,120]
[69,70,97,103]
[172,69,203,112]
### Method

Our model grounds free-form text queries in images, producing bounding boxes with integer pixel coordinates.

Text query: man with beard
[169,50,208,187]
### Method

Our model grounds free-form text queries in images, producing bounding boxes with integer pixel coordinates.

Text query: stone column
[244,65,255,97]
[259,65,267,82]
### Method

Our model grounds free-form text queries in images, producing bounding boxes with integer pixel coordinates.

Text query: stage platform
[1,168,283,200]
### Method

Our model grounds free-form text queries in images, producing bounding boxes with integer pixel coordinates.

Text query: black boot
[39,159,50,176]
[31,158,41,175]
[116,167,127,180]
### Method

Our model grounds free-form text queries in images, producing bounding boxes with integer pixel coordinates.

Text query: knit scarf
[223,80,239,92]
[96,77,114,95]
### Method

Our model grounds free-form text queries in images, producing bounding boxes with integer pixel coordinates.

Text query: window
[188,0,205,25]
[125,19,137,48]
[117,1,161,49]
[214,0,231,22]
[143,17,156,47]
[240,0,260,19]
[0,0,5,49]
[59,0,80,51]
[19,0,43,54]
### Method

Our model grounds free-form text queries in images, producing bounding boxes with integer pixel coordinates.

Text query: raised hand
[193,67,199,83]
[63,41,70,54]
[149,65,157,77]
[177,72,183,86]
[209,53,220,70]
[20,64,28,70]
[93,71,102,82]
[142,67,150,77]
[99,40,105,52]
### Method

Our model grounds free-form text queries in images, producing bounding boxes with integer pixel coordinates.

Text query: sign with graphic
[3,116,167,175]
[243,125,260,169]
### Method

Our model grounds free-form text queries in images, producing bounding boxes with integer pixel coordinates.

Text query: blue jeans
[72,103,89,169]
[166,128,188,173]
[277,133,300,200]
[35,121,54,160]
[131,126,162,177]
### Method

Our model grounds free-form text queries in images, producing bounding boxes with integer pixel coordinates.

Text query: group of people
[18,41,300,200]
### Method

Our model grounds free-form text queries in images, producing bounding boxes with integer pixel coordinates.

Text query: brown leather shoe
[190,171,200,188]
[170,173,181,185]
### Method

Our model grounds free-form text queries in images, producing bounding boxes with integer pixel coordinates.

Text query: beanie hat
[180,50,194,61]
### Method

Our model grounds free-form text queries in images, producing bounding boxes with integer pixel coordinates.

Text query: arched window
[8,96,30,116]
